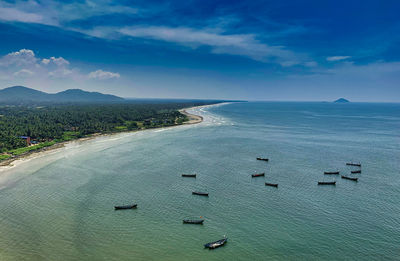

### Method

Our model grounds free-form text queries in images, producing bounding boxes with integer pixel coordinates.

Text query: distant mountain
[54,89,124,102]
[334,98,350,103]
[0,86,124,103]
[0,86,49,101]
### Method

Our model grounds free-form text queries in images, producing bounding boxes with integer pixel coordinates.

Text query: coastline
[0,103,223,173]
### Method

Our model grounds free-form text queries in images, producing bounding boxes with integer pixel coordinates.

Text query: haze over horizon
[1,0,399,102]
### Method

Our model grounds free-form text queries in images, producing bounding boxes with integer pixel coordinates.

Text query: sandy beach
[0,103,221,174]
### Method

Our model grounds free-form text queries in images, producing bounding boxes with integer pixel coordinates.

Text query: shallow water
[0,102,399,260]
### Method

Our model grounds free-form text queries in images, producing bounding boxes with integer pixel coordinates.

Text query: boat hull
[318,182,336,185]
[252,173,265,177]
[341,176,358,181]
[265,182,278,187]
[183,219,204,224]
[324,171,339,175]
[182,174,197,178]
[346,163,361,167]
[204,238,228,249]
[192,192,209,196]
[114,204,137,210]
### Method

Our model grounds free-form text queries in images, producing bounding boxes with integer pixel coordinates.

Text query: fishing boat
[183,219,204,224]
[341,176,358,181]
[346,162,361,167]
[318,181,336,185]
[114,204,137,210]
[192,191,209,196]
[256,157,269,161]
[351,170,361,174]
[252,172,265,177]
[204,237,228,249]
[265,182,278,187]
[324,171,340,175]
[182,174,196,178]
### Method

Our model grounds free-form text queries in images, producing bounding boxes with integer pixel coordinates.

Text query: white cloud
[116,26,301,65]
[0,6,46,24]
[42,57,70,67]
[0,0,138,26]
[0,49,81,81]
[0,1,58,26]
[0,49,38,66]
[88,70,120,80]
[13,69,34,77]
[48,68,73,78]
[326,56,351,61]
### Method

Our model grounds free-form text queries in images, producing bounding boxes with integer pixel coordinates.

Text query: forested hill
[0,86,124,103]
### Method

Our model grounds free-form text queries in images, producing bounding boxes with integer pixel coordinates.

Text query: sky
[0,0,399,101]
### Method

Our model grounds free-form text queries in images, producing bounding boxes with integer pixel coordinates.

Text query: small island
[334,98,350,103]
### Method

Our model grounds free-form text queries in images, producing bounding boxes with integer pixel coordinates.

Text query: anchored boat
[324,171,340,175]
[183,219,204,224]
[114,204,137,210]
[192,191,209,196]
[346,162,361,167]
[252,172,265,177]
[351,170,361,174]
[318,181,336,185]
[341,175,358,181]
[204,237,228,249]
[182,174,197,178]
[265,182,278,187]
[256,157,269,161]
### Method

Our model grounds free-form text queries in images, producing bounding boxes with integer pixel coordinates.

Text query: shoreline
[0,103,224,172]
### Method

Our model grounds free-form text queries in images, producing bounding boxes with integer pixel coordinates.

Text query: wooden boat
[252,172,265,177]
[256,157,269,161]
[265,182,278,187]
[182,174,196,178]
[324,171,340,175]
[114,204,137,210]
[351,170,361,174]
[341,175,358,181]
[183,219,204,224]
[204,237,228,249]
[346,162,361,167]
[318,181,336,185]
[192,191,209,196]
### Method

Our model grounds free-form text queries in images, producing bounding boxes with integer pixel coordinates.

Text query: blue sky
[0,0,399,101]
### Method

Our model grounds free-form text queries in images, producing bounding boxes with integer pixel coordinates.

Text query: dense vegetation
[0,102,215,158]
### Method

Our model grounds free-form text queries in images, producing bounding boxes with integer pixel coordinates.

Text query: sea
[0,101,399,260]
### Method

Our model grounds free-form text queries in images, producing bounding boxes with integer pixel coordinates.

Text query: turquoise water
[0,102,399,260]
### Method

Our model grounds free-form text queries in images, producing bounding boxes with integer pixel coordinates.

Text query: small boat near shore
[324,171,340,175]
[252,172,265,177]
[183,219,204,224]
[351,170,361,174]
[341,175,358,181]
[318,181,336,185]
[192,191,209,196]
[114,204,137,210]
[256,157,269,161]
[182,174,197,178]
[204,237,228,249]
[346,162,361,167]
[265,182,278,187]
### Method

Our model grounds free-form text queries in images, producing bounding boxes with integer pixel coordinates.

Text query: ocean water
[0,102,399,261]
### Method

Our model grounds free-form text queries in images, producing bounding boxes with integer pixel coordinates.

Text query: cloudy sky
[0,0,399,101]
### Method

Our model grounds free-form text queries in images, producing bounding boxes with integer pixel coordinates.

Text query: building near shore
[19,136,31,146]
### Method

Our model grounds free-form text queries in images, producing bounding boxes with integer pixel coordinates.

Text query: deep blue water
[0,102,399,260]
